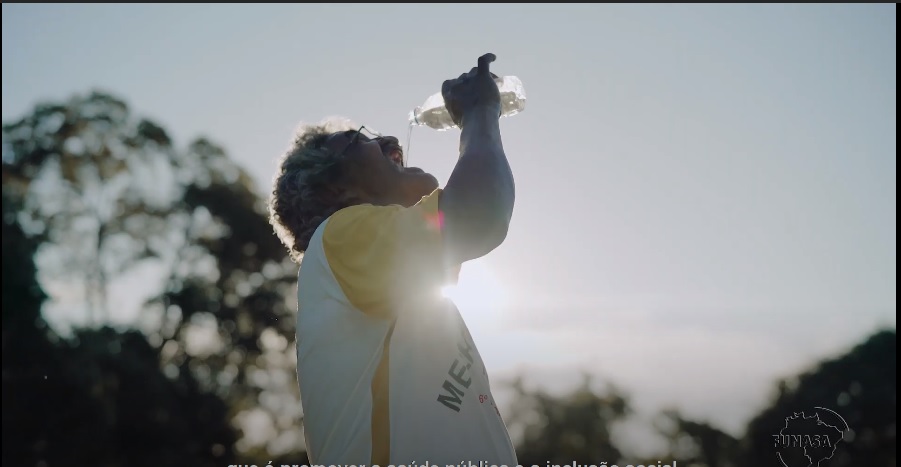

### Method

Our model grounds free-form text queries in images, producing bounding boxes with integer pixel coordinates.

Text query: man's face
[325,127,439,207]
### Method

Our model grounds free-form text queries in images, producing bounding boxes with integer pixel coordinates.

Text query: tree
[1,184,51,356]
[503,329,895,466]
[2,184,238,466]
[148,136,304,461]
[739,329,896,467]
[507,374,631,464]
[2,90,305,463]
[3,94,177,324]
[650,410,740,467]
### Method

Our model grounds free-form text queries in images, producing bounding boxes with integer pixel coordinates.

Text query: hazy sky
[3,3,896,443]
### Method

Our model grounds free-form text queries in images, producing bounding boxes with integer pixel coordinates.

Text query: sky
[2,3,896,449]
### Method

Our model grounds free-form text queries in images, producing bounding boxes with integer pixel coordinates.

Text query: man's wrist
[459,105,503,154]
[460,104,501,128]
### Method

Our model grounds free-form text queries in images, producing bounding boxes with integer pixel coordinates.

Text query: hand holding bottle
[408,55,526,131]
[440,53,502,129]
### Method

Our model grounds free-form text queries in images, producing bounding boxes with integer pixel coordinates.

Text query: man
[269,53,517,464]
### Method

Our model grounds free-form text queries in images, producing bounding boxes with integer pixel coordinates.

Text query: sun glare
[440,259,507,325]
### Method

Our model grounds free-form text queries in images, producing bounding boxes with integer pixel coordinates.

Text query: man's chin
[402,174,439,206]
[422,173,440,194]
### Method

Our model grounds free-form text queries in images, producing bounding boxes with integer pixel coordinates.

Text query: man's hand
[441,53,502,128]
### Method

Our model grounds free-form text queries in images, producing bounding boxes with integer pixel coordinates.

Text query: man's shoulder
[326,203,398,233]
[328,189,444,229]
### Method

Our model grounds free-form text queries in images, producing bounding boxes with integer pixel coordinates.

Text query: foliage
[506,374,630,464]
[739,329,896,467]
[2,90,303,464]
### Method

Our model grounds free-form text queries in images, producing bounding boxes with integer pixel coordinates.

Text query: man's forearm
[457,107,515,225]
[440,107,515,262]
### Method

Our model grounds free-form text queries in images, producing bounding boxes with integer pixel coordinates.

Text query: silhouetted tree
[650,409,739,467]
[2,90,304,464]
[2,186,237,466]
[740,329,896,467]
[3,94,178,324]
[508,374,630,464]
[1,185,51,355]
[144,135,303,462]
[505,329,895,467]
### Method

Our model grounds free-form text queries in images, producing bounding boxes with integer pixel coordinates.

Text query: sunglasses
[337,125,407,167]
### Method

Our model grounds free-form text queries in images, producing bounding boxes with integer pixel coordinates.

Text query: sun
[440,258,507,326]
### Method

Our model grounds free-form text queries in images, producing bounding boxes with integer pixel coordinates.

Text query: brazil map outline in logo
[773,406,851,467]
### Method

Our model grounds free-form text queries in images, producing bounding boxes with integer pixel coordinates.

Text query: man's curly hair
[269,118,359,262]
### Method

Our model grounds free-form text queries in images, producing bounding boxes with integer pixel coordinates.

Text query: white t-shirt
[295,189,518,465]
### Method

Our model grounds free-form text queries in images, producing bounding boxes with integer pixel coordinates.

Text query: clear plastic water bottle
[408,76,526,131]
